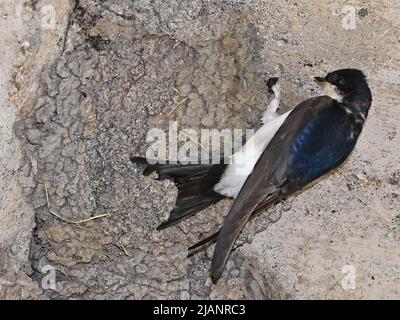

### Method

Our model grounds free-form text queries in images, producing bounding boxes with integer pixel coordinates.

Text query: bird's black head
[323,69,368,93]
[314,68,372,118]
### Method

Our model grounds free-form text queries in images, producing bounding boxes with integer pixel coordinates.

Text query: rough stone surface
[1,0,399,299]
[0,0,71,299]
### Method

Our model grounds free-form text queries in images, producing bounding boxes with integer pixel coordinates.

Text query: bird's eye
[337,77,345,86]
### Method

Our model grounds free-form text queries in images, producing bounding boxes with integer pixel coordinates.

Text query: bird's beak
[313,76,326,88]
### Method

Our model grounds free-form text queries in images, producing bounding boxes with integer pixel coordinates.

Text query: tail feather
[188,230,220,255]
[130,156,227,229]
[187,194,281,256]
[157,200,219,230]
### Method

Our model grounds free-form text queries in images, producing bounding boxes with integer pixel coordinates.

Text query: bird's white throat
[320,82,344,103]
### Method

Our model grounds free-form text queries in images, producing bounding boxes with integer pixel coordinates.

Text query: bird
[131,68,372,283]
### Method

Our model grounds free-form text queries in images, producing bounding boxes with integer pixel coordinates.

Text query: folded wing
[211,96,358,282]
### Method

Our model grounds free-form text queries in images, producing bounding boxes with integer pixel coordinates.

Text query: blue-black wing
[211,96,359,282]
[286,106,357,188]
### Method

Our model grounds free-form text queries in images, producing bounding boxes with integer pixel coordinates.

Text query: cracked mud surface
[2,0,400,299]
[13,0,287,299]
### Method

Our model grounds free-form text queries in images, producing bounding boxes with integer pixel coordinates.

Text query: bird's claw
[266,77,279,94]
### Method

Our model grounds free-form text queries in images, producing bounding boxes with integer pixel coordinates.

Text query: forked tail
[130,157,227,230]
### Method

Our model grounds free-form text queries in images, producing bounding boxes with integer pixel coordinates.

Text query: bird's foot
[262,77,281,123]
[266,77,279,94]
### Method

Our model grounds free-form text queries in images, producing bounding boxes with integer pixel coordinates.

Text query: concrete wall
[0,0,399,299]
